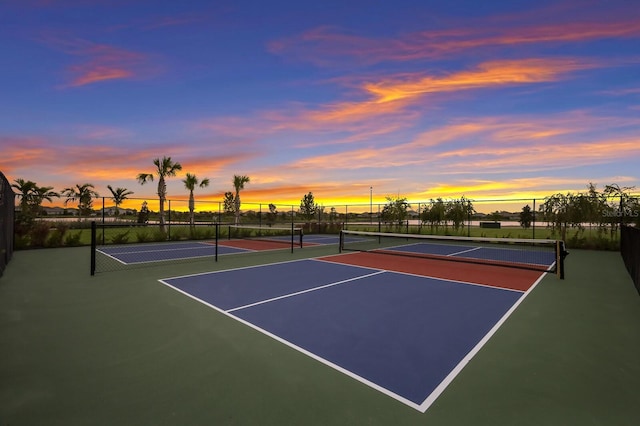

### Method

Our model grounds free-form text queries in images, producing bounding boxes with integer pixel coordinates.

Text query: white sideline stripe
[158,273,425,412]
[417,271,548,413]
[226,271,385,313]
[448,246,482,256]
[96,249,128,265]
[104,243,215,256]
[159,257,548,413]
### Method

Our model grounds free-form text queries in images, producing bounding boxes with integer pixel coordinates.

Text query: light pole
[370,186,373,224]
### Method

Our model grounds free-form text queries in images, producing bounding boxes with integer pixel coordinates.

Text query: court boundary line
[417,271,547,412]
[158,256,548,413]
[158,266,426,411]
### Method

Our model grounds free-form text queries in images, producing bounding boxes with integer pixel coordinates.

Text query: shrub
[64,231,83,246]
[150,229,167,242]
[111,231,130,244]
[169,227,188,241]
[46,223,70,247]
[136,231,151,242]
[30,222,52,247]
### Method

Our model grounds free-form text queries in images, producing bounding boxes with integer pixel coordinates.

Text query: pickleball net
[339,230,567,278]
[227,224,303,251]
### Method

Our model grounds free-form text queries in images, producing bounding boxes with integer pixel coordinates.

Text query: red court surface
[320,252,547,292]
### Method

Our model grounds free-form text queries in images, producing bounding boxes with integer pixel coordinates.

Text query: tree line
[10,158,639,241]
[11,157,252,232]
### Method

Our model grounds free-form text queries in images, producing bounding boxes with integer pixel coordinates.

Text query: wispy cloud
[39,35,155,87]
[194,57,591,149]
[65,43,149,87]
[283,112,640,175]
[268,18,640,66]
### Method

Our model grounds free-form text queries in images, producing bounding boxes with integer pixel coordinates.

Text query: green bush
[30,222,52,247]
[46,223,70,247]
[111,231,130,244]
[136,231,151,242]
[169,227,188,241]
[64,231,83,247]
[150,229,167,242]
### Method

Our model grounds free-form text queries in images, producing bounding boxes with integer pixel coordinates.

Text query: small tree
[519,205,533,229]
[223,192,236,219]
[182,173,210,227]
[421,198,446,230]
[137,201,149,223]
[266,203,278,226]
[232,175,250,225]
[445,197,474,231]
[137,156,182,232]
[107,185,134,218]
[300,192,318,222]
[61,183,99,219]
[380,196,410,229]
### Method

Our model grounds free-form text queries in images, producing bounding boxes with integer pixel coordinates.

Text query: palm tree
[182,173,210,227]
[32,185,59,216]
[11,178,37,216]
[61,183,99,219]
[232,175,250,225]
[107,185,134,218]
[11,179,59,219]
[137,156,182,232]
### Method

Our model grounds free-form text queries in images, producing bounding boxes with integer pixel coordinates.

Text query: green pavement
[1,245,639,425]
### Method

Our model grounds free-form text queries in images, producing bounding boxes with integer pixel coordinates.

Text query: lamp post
[370,186,373,224]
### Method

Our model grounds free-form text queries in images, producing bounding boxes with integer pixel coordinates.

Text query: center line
[226,270,386,313]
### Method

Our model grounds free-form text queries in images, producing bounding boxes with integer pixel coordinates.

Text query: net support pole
[291,222,294,253]
[215,222,218,262]
[339,230,344,253]
[90,221,96,276]
[556,240,568,279]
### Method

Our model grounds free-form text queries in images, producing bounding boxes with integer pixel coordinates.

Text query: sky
[1,0,639,213]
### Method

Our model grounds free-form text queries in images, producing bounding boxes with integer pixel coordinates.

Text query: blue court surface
[98,242,247,264]
[160,258,541,412]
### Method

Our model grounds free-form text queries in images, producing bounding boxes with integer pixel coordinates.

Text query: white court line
[158,268,426,412]
[447,246,482,256]
[226,271,385,313]
[417,271,548,413]
[159,257,549,413]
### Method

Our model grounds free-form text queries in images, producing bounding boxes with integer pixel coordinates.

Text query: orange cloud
[196,57,590,145]
[39,35,153,87]
[67,43,149,87]
[281,112,640,175]
[268,19,640,65]
[362,58,590,104]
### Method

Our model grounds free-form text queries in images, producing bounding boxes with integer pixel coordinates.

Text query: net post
[291,222,294,253]
[90,221,96,276]
[556,240,567,279]
[215,222,219,262]
[298,226,303,249]
[339,230,344,253]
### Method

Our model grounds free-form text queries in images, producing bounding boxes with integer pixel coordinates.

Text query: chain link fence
[0,171,15,277]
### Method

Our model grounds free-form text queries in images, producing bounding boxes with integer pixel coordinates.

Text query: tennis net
[227,224,303,252]
[339,230,567,277]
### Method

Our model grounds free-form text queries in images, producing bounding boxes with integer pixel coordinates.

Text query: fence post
[533,198,536,239]
[215,223,218,262]
[90,221,96,276]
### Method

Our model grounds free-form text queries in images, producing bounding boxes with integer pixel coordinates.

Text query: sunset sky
[1,0,639,212]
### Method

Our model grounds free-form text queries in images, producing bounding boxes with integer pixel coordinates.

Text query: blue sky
[1,0,639,211]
